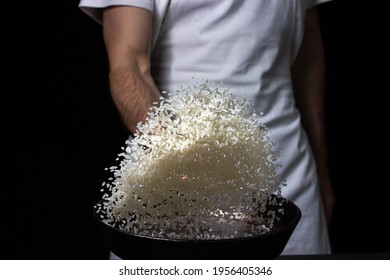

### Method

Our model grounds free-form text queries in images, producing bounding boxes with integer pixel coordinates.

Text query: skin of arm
[291,7,335,225]
[102,6,161,134]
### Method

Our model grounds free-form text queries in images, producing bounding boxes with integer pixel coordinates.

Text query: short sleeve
[79,0,154,24]
[303,0,333,10]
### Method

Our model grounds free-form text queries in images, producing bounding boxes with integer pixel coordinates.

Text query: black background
[14,0,389,259]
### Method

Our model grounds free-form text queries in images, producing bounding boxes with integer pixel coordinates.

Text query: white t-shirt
[79,0,332,255]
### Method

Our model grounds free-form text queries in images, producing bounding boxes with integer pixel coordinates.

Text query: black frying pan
[93,196,301,259]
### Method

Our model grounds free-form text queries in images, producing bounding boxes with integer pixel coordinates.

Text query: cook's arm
[102,6,160,134]
[292,7,335,224]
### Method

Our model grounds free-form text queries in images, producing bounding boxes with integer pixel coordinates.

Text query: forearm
[109,66,160,134]
[295,79,330,184]
[292,7,335,224]
[293,53,328,180]
[102,6,160,134]
[292,7,328,178]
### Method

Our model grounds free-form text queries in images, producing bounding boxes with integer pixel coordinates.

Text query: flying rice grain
[98,81,286,240]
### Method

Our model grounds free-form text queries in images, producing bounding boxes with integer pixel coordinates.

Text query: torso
[150,0,331,254]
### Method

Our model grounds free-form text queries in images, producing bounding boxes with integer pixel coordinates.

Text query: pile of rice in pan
[96,81,285,239]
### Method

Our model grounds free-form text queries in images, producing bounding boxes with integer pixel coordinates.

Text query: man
[79,0,335,255]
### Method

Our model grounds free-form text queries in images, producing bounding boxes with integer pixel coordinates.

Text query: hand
[318,175,336,225]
